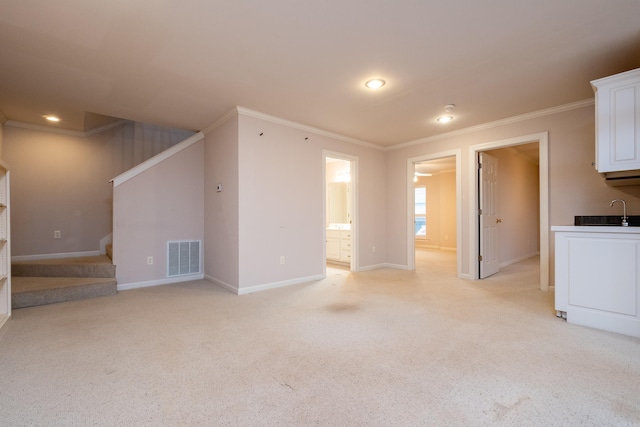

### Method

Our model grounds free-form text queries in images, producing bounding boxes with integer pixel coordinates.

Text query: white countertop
[551,225,640,233]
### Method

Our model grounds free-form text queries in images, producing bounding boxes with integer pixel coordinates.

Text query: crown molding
[202,108,239,135]
[387,98,594,151]
[5,119,129,137]
[235,106,383,150]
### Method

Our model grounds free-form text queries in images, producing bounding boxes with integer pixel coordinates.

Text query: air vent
[167,240,201,277]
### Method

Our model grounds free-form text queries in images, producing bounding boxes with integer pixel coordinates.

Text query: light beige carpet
[0,249,638,425]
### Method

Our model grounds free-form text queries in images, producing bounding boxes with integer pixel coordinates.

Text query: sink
[574,215,640,226]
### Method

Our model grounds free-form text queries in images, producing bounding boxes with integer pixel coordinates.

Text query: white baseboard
[117,274,204,291]
[225,274,323,295]
[204,275,238,294]
[12,250,101,262]
[99,234,112,255]
[360,263,409,271]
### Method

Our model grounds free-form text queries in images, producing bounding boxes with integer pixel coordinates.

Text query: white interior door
[479,152,500,278]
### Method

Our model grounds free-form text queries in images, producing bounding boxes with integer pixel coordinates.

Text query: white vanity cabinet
[592,68,640,173]
[326,228,351,264]
[552,226,640,338]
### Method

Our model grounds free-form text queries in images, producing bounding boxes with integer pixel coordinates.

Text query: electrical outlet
[54,230,61,239]
[280,256,285,265]
[147,256,154,265]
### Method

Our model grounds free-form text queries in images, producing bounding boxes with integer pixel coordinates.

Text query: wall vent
[167,240,201,277]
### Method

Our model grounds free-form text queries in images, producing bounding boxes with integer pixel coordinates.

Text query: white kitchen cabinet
[326,228,351,264]
[0,160,10,331]
[592,68,640,173]
[552,226,640,338]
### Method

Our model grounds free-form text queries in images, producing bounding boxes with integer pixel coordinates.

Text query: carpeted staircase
[11,250,117,308]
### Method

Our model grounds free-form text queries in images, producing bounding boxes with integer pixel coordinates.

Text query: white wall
[113,139,204,286]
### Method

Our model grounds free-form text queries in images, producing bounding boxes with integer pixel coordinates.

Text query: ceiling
[1,1,639,147]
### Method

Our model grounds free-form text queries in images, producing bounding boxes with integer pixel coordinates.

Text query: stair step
[12,255,115,278]
[12,277,117,309]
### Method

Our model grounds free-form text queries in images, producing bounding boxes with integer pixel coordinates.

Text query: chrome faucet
[610,199,628,226]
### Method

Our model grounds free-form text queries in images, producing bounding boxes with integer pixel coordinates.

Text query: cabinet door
[556,231,640,338]
[326,237,340,260]
[594,69,640,173]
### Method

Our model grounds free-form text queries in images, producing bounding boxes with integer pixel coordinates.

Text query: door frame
[468,132,549,290]
[323,150,359,273]
[406,149,462,275]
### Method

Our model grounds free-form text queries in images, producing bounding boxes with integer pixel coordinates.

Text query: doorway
[324,152,357,272]
[407,150,462,275]
[470,132,549,290]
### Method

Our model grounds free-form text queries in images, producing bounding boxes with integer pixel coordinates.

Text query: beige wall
[8,102,639,290]
[485,146,540,265]
[4,123,192,258]
[414,170,456,250]
[204,115,240,290]
[228,112,386,292]
[4,126,121,256]
[113,139,204,285]
[387,104,640,284]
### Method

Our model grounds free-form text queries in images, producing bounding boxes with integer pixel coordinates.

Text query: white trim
[117,274,205,291]
[238,107,382,150]
[5,119,129,138]
[12,250,101,262]
[389,99,593,151]
[236,274,324,296]
[111,131,204,187]
[359,263,409,271]
[200,99,593,152]
[205,275,238,294]
[99,234,112,255]
[406,150,462,279]
[202,108,239,135]
[468,131,549,291]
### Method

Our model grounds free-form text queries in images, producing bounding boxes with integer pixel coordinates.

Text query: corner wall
[223,111,387,293]
[203,115,240,292]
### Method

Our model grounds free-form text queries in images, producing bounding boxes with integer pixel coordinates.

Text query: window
[415,186,426,238]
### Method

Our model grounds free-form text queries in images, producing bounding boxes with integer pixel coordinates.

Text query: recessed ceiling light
[43,115,60,122]
[365,79,386,89]
[436,104,455,124]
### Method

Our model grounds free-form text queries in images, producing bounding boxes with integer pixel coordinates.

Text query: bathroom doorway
[324,152,357,272]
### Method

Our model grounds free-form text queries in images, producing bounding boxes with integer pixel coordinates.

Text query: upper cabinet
[592,68,640,173]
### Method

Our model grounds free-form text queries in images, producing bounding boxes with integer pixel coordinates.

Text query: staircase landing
[11,255,117,309]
